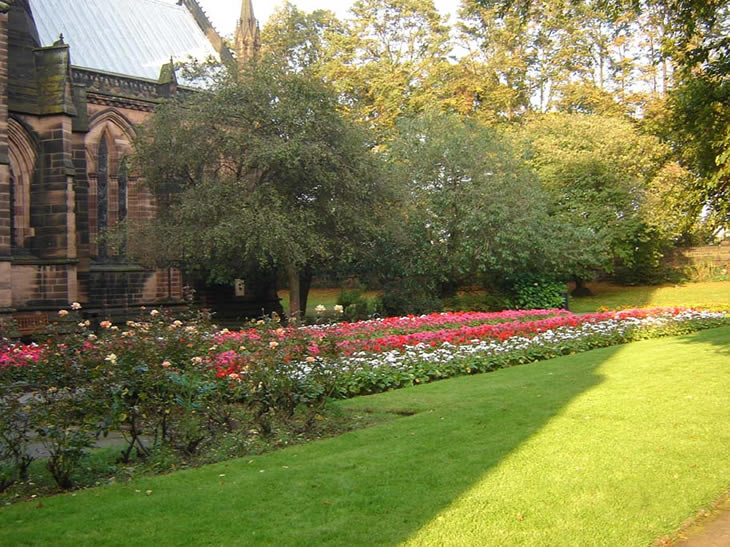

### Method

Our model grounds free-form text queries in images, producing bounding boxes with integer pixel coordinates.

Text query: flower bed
[215,309,572,345]
[0,305,727,492]
[327,309,728,395]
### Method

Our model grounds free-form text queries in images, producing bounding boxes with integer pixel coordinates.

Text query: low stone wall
[665,242,730,270]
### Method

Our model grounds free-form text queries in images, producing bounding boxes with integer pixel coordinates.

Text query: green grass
[283,280,730,317]
[569,280,730,313]
[2,327,729,545]
[278,288,380,314]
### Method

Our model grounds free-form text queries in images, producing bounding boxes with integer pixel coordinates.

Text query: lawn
[2,326,728,545]
[569,280,730,313]
[280,280,730,316]
[278,288,380,315]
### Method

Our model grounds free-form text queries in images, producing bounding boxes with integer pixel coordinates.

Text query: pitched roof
[29,0,223,81]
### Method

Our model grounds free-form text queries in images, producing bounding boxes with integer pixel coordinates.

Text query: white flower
[58,310,69,317]
[71,302,82,310]
[334,305,344,314]
[150,309,159,317]
[315,305,326,314]
[105,353,118,364]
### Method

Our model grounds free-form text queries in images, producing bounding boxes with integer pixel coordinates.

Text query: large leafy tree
[321,0,451,139]
[660,4,730,227]
[382,112,573,297]
[131,58,387,317]
[515,112,689,286]
[261,2,344,75]
[474,0,730,226]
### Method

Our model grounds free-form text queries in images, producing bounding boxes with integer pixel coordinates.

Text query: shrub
[503,274,566,310]
[679,260,730,283]
[378,279,441,317]
[337,289,372,322]
[0,386,34,492]
[442,292,511,312]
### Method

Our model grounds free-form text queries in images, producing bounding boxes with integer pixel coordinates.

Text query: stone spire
[234,0,261,68]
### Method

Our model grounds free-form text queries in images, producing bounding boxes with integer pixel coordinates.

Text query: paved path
[675,505,730,546]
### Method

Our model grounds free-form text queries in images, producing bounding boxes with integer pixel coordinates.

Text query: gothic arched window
[9,168,16,247]
[8,119,37,250]
[97,137,109,257]
[118,159,128,222]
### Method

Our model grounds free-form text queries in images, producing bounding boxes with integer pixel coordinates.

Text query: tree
[515,112,682,287]
[457,1,533,120]
[131,58,387,318]
[662,74,730,228]
[261,2,344,75]
[463,0,654,113]
[321,0,452,139]
[382,112,570,298]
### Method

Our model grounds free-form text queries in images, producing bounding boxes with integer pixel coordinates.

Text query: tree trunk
[571,276,593,297]
[299,268,313,318]
[287,264,301,323]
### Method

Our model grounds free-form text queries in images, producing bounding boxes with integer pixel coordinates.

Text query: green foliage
[663,75,730,227]
[378,279,442,317]
[262,2,344,75]
[441,292,511,312]
[131,55,389,315]
[382,112,569,295]
[472,0,728,231]
[502,273,566,310]
[0,387,33,492]
[516,112,681,280]
[337,289,373,322]
[320,0,452,138]
[679,260,730,283]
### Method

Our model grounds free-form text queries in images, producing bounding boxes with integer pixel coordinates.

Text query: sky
[197,0,462,36]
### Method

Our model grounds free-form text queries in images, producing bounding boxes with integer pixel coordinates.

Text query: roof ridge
[178,0,234,63]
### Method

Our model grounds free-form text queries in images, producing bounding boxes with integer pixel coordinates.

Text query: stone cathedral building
[0,0,266,333]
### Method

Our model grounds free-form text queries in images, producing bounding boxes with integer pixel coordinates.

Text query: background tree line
[125,0,729,317]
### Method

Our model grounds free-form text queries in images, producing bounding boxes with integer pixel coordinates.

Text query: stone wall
[0,9,11,308]
[11,262,76,307]
[665,242,730,270]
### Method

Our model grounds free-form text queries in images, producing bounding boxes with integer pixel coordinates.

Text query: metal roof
[29,0,221,81]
